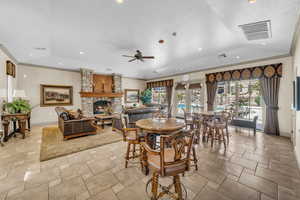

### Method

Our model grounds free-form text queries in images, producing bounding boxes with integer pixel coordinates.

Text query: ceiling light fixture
[248,0,256,3]
[79,51,85,55]
[261,42,266,45]
[116,0,124,4]
[236,56,240,59]
[198,47,203,51]
[58,62,63,65]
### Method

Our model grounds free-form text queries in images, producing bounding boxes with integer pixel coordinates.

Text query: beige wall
[122,77,146,105]
[148,56,294,137]
[0,46,18,101]
[292,26,300,167]
[17,65,81,125]
[0,48,8,97]
[16,66,146,124]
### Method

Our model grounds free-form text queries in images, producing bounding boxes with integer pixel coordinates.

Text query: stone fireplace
[80,68,122,117]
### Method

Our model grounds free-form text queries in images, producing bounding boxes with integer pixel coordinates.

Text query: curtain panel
[260,76,281,135]
[206,82,217,111]
[166,86,173,118]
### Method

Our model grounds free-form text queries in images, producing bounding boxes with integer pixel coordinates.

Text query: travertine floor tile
[239,171,277,198]
[218,178,259,200]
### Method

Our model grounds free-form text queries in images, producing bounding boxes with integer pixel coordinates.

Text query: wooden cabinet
[93,74,113,93]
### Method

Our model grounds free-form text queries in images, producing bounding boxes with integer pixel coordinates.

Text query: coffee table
[94,114,115,129]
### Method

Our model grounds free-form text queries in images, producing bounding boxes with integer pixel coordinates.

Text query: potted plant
[4,99,31,114]
[140,88,152,105]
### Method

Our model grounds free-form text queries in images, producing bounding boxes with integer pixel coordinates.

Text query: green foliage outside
[140,88,152,104]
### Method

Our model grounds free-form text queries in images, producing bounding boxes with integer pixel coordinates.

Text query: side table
[1,113,30,142]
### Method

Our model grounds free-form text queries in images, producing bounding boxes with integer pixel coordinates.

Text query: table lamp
[13,89,27,99]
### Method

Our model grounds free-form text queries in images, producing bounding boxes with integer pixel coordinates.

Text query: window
[190,88,203,113]
[175,89,186,116]
[151,87,167,105]
[215,79,264,129]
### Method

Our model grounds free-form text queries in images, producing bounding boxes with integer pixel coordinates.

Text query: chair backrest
[120,114,130,141]
[159,130,195,176]
[192,113,202,129]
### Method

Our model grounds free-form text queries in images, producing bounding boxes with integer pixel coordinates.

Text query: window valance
[147,79,173,88]
[189,83,202,89]
[205,63,282,83]
[175,83,186,90]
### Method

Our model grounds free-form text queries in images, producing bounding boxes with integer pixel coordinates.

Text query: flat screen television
[294,77,300,111]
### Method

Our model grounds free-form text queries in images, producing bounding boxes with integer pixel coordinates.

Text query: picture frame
[40,85,73,107]
[125,89,139,103]
[6,60,16,78]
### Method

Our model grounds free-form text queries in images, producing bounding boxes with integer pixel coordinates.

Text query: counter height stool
[142,130,195,200]
[120,114,145,168]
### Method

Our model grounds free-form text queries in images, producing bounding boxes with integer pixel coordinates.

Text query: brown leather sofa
[55,107,97,140]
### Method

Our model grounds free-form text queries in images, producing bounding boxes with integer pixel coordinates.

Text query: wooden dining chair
[120,114,145,168]
[182,108,193,130]
[141,130,195,200]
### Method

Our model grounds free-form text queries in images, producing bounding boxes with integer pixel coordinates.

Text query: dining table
[136,118,185,135]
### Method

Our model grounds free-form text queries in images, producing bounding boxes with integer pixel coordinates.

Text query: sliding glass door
[215,79,264,129]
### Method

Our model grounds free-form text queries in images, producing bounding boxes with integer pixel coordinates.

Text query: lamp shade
[13,89,27,98]
[0,89,7,98]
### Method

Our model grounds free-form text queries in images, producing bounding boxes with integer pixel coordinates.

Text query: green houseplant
[140,88,152,105]
[5,99,31,114]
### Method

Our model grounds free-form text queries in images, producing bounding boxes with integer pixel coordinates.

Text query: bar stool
[206,112,230,149]
[120,114,145,168]
[142,130,195,200]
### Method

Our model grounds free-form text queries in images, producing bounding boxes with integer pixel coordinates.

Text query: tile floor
[0,125,299,200]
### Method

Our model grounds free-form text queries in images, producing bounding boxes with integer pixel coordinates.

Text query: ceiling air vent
[239,20,272,41]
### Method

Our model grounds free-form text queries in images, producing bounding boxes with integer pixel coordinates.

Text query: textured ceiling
[0,0,300,79]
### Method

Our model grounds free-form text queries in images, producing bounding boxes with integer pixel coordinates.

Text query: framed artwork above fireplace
[40,85,73,107]
[125,89,139,103]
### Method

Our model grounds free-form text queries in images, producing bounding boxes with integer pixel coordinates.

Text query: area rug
[40,126,123,161]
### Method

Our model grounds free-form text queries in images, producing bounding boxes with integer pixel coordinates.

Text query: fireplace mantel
[80,92,123,98]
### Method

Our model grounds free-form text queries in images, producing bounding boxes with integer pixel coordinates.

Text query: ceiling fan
[122,50,155,62]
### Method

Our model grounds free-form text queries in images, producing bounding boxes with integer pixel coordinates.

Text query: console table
[1,113,30,142]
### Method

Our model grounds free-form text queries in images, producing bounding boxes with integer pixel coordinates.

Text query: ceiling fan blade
[122,55,134,58]
[128,58,137,62]
[142,56,155,59]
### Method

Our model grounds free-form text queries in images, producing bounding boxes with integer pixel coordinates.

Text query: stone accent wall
[112,74,122,113]
[80,68,94,117]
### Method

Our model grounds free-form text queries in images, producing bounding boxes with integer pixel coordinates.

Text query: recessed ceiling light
[116,0,124,4]
[248,0,256,3]
[79,51,85,55]
[106,68,112,71]
[58,62,63,65]
[29,53,33,57]
[198,47,203,51]
[261,42,266,45]
[236,56,240,59]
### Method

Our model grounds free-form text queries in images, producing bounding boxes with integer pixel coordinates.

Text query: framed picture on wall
[6,60,16,78]
[40,85,73,107]
[125,89,139,103]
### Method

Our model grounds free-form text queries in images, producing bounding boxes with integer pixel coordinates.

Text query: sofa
[112,106,159,132]
[55,107,97,140]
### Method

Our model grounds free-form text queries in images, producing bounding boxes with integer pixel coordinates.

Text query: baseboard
[294,148,300,171]
[280,131,291,138]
